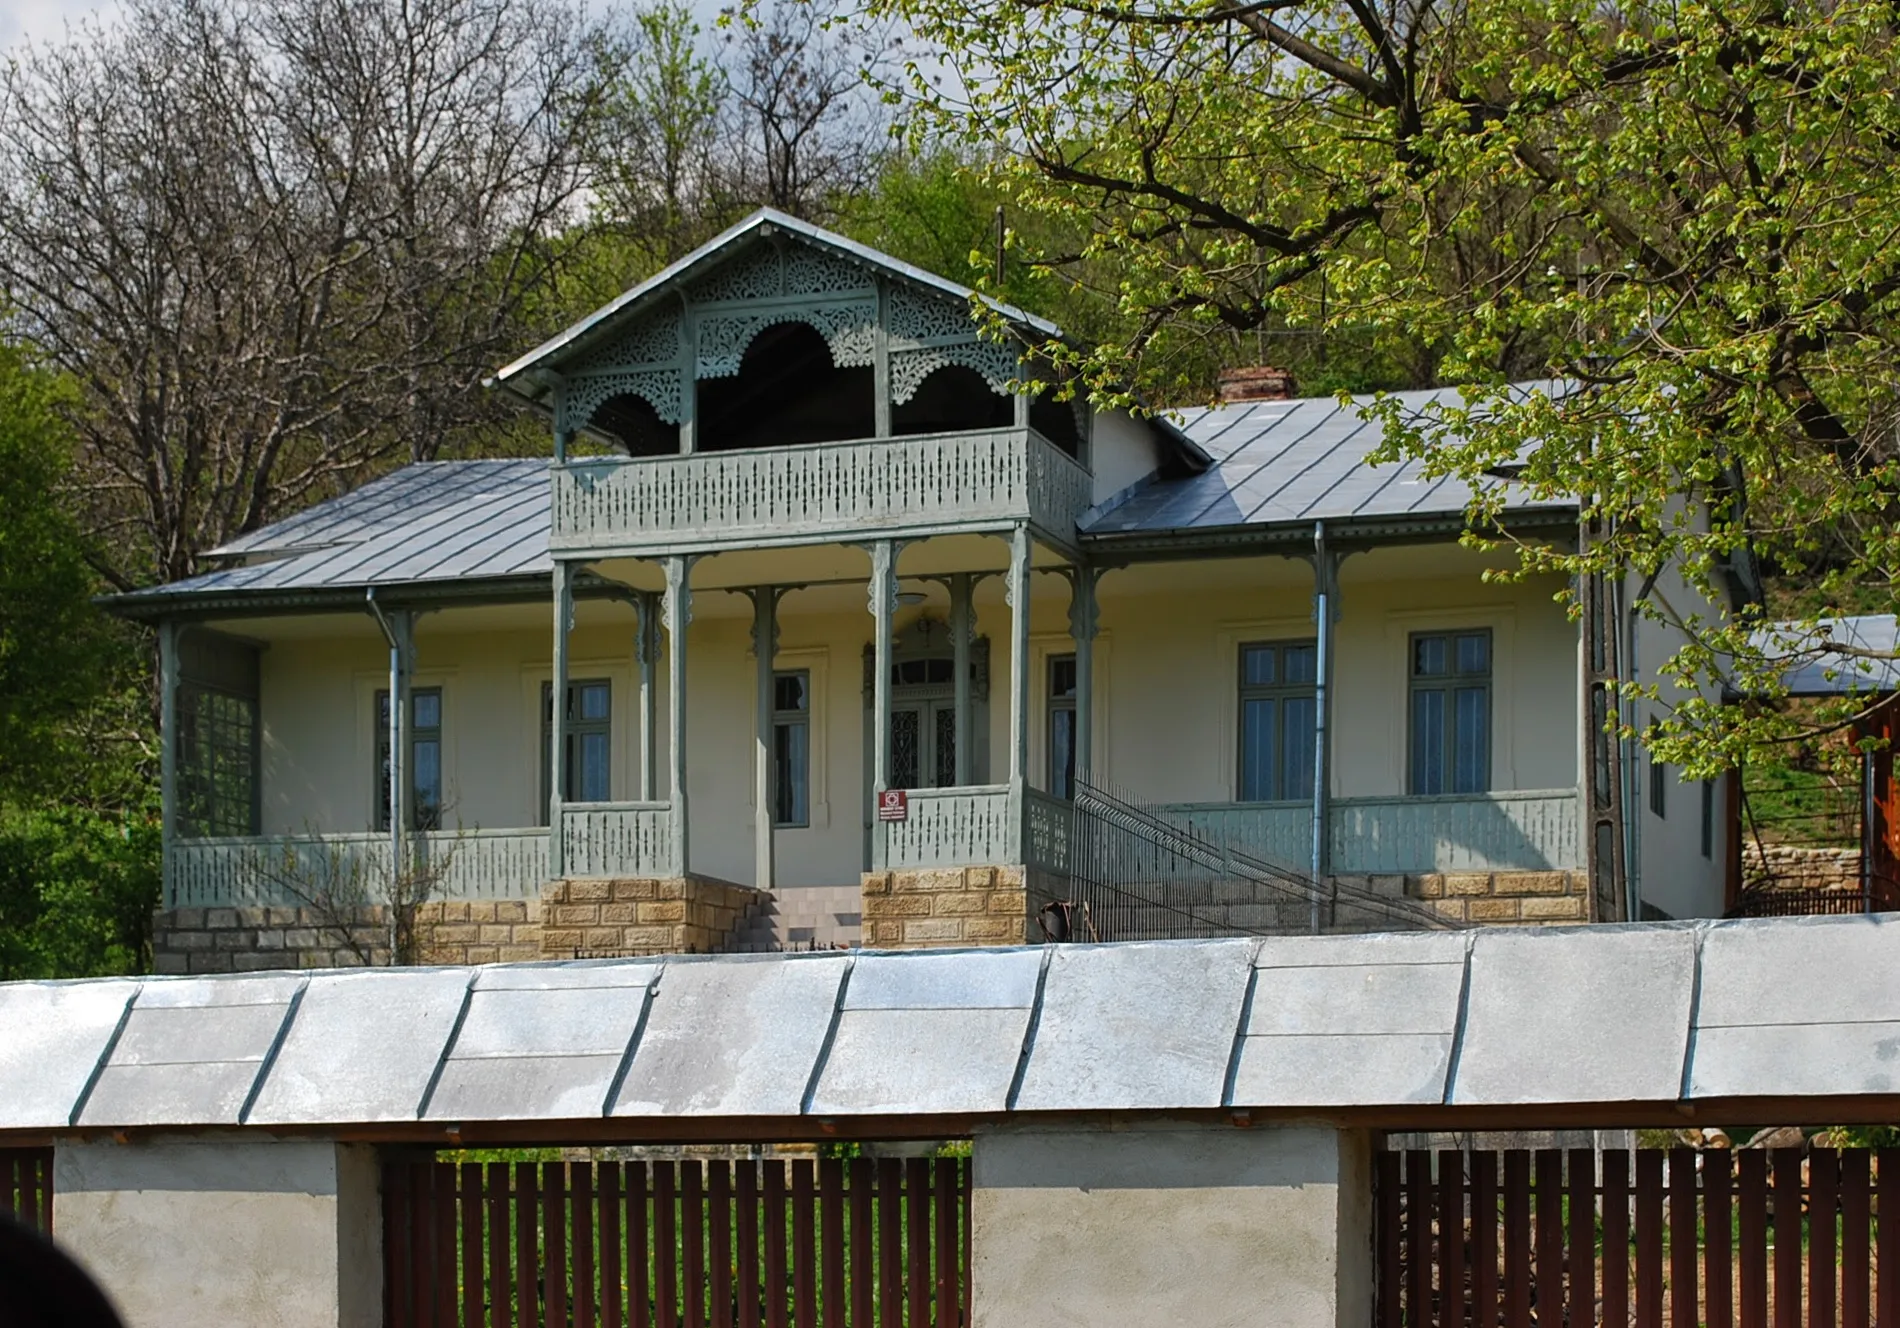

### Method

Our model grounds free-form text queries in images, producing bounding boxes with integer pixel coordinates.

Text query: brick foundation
[859,866,1030,949]
[153,875,760,973]
[1406,870,1591,925]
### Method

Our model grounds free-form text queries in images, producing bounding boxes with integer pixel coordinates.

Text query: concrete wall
[971,1121,1372,1328]
[227,540,1581,893]
[53,1137,381,1328]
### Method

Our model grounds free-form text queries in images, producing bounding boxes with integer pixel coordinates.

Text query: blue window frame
[542,679,611,819]
[1238,641,1317,802]
[1409,630,1491,795]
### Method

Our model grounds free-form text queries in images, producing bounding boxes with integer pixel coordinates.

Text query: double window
[542,680,611,816]
[178,684,260,837]
[376,687,442,831]
[774,671,811,827]
[1238,641,1317,802]
[1408,630,1491,795]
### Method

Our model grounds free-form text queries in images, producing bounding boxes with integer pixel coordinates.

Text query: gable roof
[1753,615,1900,697]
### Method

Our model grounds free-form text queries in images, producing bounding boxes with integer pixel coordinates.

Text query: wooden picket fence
[384,1156,970,1328]
[1376,1147,1896,1327]
[0,1147,52,1234]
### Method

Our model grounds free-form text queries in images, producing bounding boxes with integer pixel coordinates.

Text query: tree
[870,0,1900,768]
[0,0,608,588]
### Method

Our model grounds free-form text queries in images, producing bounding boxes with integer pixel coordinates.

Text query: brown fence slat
[517,1163,542,1328]
[1470,1150,1499,1328]
[876,1159,901,1328]
[960,1158,972,1328]
[1536,1151,1566,1328]
[849,1159,872,1328]
[932,1157,956,1328]
[0,1152,16,1222]
[684,1162,706,1328]
[385,1156,414,1328]
[1406,1151,1431,1328]
[437,1164,461,1328]
[1570,1148,1596,1328]
[1602,1149,1631,1328]
[710,1161,734,1328]
[574,1163,598,1328]
[1440,1151,1466,1328]
[1669,1148,1698,1328]
[601,1163,625,1328]
[656,1162,680,1328]
[414,1163,438,1328]
[1773,1148,1802,1328]
[735,1163,759,1328]
[1635,1148,1664,1328]
[1375,1152,1402,1328]
[1809,1148,1838,1328]
[1503,1150,1531,1328]
[1843,1149,1872,1328]
[820,1159,845,1328]
[547,1162,571,1328]
[763,1159,788,1328]
[1881,1150,1899,1328]
[1738,1148,1769,1328]
[462,1163,485,1328]
[631,1163,654,1328]
[488,1161,512,1328]
[1706,1148,1735,1328]
[905,1159,929,1328]
[791,1160,816,1328]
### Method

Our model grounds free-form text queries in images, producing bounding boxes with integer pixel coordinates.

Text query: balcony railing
[552,426,1093,556]
[164,803,676,910]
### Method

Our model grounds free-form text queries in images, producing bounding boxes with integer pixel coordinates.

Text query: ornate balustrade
[877,785,1018,871]
[552,427,1092,557]
[1157,789,1584,875]
[165,808,679,910]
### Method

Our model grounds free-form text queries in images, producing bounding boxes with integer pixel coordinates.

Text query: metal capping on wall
[1,913,1897,1134]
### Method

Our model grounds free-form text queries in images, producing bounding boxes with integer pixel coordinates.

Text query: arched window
[587,392,677,457]
[892,364,1012,436]
[697,322,875,451]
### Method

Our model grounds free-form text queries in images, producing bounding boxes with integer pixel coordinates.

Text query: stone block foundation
[152,876,761,972]
[860,866,1030,949]
[1405,870,1591,925]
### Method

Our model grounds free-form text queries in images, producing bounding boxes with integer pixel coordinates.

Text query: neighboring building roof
[0,916,1893,1134]
[106,460,551,615]
[1084,386,1577,544]
[1754,615,1900,697]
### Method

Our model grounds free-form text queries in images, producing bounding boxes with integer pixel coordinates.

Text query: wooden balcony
[551,427,1094,557]
[164,803,675,909]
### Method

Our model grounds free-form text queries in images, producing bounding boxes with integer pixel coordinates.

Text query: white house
[106,210,1736,966]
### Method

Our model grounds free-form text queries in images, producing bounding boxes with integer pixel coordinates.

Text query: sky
[2,0,116,48]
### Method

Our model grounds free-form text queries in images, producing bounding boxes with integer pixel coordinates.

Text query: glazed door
[888,700,958,790]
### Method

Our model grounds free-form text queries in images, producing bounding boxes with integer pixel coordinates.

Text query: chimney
[1218,364,1297,403]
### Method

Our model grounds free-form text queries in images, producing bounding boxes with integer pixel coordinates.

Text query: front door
[890,699,958,791]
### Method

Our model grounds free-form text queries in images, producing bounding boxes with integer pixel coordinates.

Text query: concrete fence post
[970,1121,1372,1328]
[52,1137,382,1328]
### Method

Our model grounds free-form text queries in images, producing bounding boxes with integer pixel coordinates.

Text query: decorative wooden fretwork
[890,342,1021,403]
[695,301,878,379]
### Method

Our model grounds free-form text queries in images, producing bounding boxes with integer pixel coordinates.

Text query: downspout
[1311,521,1332,935]
[366,588,404,962]
[1620,575,1644,922]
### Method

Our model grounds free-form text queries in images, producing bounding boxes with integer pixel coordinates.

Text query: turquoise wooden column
[549,561,572,877]
[868,541,896,870]
[752,586,781,892]
[636,591,659,803]
[663,556,693,878]
[157,620,179,908]
[950,572,973,786]
[1069,564,1100,788]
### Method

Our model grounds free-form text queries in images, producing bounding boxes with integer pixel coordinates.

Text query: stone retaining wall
[859,866,1030,948]
[152,876,758,973]
[1742,844,1861,892]
[1407,870,1592,924]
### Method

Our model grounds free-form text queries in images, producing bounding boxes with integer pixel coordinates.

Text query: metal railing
[1046,781,1460,941]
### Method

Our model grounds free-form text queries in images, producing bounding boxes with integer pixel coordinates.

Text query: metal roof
[3,915,1894,1134]
[1753,615,1900,697]
[1084,386,1577,542]
[106,460,551,613]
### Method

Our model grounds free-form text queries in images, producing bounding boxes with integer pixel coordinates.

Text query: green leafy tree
[869,0,1900,770]
[0,809,159,979]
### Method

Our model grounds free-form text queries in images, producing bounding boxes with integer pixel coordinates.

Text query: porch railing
[876,785,1017,871]
[560,802,674,878]
[551,426,1092,555]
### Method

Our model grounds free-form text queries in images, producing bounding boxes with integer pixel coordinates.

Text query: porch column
[158,621,180,909]
[636,591,660,802]
[549,561,572,878]
[951,573,973,786]
[1310,524,1340,935]
[1005,524,1032,791]
[752,586,780,892]
[869,541,897,869]
[663,555,693,878]
[1069,564,1100,788]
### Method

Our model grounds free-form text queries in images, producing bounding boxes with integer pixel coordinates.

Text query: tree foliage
[870,0,1900,768]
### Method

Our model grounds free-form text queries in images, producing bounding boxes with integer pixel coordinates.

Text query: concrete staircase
[724,884,863,952]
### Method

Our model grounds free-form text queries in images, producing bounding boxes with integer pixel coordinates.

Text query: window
[774,671,811,827]
[1409,630,1491,795]
[1238,641,1317,802]
[376,687,443,831]
[177,684,259,837]
[1048,654,1077,799]
[541,680,611,817]
[1700,779,1714,858]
